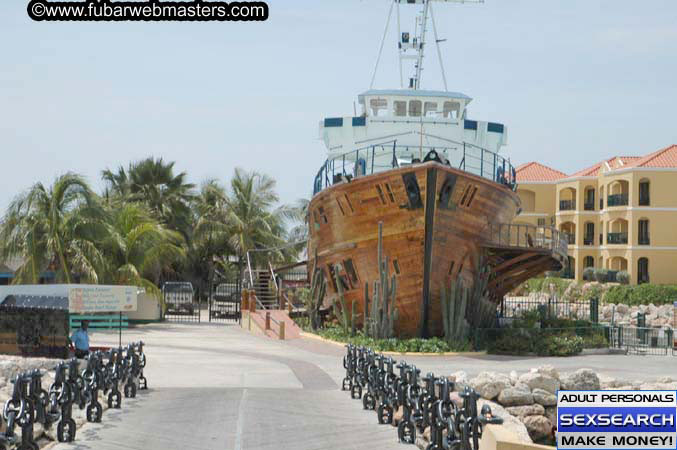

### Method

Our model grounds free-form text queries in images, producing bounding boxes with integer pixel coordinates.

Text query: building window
[584,188,595,211]
[584,222,594,245]
[638,219,650,245]
[584,256,594,268]
[639,180,650,206]
[537,218,546,227]
[637,257,649,284]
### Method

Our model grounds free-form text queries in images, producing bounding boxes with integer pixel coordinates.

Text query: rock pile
[600,303,674,329]
[458,366,677,444]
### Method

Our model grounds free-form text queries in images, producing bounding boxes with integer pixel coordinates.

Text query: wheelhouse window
[424,102,438,117]
[443,101,460,119]
[638,219,650,245]
[408,100,422,117]
[394,101,407,117]
[369,98,388,117]
[639,180,650,206]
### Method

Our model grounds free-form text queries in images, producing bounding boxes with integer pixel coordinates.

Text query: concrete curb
[299,331,486,357]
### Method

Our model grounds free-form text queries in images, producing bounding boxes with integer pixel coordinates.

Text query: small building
[513,144,677,285]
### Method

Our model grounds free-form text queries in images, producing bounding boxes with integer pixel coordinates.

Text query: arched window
[639,179,650,206]
[584,187,595,211]
[637,258,649,284]
[638,219,650,245]
[584,222,595,245]
[584,256,594,268]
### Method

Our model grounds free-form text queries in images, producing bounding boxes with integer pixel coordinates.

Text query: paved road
[51,323,675,450]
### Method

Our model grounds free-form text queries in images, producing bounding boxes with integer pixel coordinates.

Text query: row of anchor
[0,342,148,450]
[342,345,503,450]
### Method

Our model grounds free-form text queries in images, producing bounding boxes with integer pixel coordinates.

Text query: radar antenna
[369,0,484,91]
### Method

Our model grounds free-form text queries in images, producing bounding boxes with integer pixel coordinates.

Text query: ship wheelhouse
[319,89,508,162]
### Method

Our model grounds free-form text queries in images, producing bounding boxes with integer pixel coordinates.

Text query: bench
[69,314,129,331]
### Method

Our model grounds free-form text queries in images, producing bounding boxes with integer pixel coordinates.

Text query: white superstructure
[319,0,507,162]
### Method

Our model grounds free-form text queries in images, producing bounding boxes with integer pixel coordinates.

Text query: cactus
[303,250,326,330]
[332,264,359,336]
[363,222,399,339]
[441,277,470,343]
[442,254,497,343]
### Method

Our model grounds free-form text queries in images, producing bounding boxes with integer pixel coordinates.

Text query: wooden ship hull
[307,161,566,338]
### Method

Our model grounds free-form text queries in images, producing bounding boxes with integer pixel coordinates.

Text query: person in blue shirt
[70,320,90,358]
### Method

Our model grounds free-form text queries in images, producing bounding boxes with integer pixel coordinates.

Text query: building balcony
[559,200,576,211]
[607,232,628,245]
[583,235,594,246]
[584,202,595,211]
[607,194,629,207]
[564,233,576,245]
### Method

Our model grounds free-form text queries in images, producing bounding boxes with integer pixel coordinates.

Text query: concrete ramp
[243,309,302,340]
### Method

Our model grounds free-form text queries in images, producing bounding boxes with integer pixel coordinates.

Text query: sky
[1,0,676,214]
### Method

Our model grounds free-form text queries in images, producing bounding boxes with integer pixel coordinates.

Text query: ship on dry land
[307,0,567,337]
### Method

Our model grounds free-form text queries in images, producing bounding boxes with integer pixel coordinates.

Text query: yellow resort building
[513,144,677,285]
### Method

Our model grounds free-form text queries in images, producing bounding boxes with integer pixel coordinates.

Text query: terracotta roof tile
[630,145,677,168]
[515,162,567,182]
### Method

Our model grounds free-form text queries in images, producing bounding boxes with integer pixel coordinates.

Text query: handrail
[485,223,568,259]
[245,251,254,289]
[268,261,279,294]
[312,137,517,195]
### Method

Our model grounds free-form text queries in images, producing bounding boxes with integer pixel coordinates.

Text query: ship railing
[485,223,569,259]
[312,140,517,195]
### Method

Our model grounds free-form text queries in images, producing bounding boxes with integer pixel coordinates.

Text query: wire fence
[499,296,598,322]
[610,326,676,356]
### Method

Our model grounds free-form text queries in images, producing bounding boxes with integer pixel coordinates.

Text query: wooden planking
[309,161,544,337]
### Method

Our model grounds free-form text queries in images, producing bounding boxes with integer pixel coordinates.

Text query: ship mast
[370,0,483,91]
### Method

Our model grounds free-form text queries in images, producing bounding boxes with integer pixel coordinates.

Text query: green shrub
[534,334,583,356]
[487,330,533,355]
[594,268,609,283]
[582,284,605,302]
[582,332,609,348]
[311,324,470,353]
[616,271,630,285]
[605,284,677,306]
[583,267,595,281]
[523,277,572,297]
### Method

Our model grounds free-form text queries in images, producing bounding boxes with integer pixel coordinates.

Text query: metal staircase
[244,253,279,310]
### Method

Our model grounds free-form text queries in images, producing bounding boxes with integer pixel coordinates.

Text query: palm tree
[0,173,107,284]
[225,168,291,272]
[102,203,185,298]
[184,180,234,296]
[102,157,196,236]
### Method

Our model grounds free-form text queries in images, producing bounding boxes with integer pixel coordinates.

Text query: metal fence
[485,223,568,260]
[209,282,241,323]
[162,282,201,323]
[313,139,517,195]
[610,326,676,356]
[499,296,597,322]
